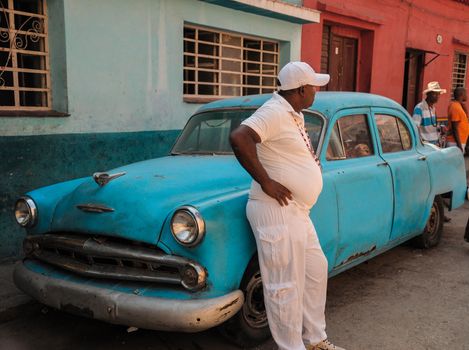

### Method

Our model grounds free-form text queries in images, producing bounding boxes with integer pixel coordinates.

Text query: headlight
[14,197,37,227]
[170,206,205,247]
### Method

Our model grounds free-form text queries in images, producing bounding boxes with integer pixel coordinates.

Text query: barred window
[452,52,467,91]
[0,0,50,110]
[183,25,279,101]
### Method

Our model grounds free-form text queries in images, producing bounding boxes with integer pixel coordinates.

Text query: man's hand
[230,125,293,206]
[260,179,293,206]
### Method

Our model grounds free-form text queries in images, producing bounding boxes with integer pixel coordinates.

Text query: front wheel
[412,196,444,248]
[217,256,271,347]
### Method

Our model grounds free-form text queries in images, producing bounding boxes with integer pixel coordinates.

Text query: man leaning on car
[229,61,345,350]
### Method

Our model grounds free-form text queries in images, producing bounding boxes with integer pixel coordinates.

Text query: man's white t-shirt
[241,92,323,210]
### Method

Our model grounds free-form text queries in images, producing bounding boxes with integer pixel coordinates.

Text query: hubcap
[242,270,268,329]
[424,202,440,241]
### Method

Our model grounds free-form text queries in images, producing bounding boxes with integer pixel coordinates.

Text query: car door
[320,109,394,269]
[371,109,431,241]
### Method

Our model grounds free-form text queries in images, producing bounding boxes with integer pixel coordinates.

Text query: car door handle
[377,162,389,167]
[418,156,427,161]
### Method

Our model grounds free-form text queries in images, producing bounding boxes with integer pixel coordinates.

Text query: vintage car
[13,92,467,347]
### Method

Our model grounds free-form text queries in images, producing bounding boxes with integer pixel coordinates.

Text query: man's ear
[299,86,305,95]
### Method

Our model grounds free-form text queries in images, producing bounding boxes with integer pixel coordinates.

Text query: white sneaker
[307,339,346,350]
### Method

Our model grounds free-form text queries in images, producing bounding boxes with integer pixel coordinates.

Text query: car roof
[196,92,409,118]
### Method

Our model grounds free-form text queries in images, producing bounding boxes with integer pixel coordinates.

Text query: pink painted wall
[302,0,469,117]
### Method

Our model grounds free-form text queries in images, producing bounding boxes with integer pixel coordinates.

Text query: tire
[217,256,271,347]
[412,196,444,248]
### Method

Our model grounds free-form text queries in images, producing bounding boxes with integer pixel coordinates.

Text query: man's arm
[412,107,423,130]
[452,121,463,151]
[229,125,292,206]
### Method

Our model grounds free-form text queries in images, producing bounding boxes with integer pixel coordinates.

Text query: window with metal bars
[183,25,279,102]
[452,52,467,91]
[0,0,50,111]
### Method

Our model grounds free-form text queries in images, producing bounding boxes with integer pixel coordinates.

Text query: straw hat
[423,81,446,95]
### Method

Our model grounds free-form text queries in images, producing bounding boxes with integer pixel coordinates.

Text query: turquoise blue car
[13,92,467,347]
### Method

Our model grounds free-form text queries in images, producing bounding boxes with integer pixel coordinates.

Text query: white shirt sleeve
[241,105,281,143]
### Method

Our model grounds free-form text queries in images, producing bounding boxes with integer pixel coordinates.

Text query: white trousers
[246,199,328,350]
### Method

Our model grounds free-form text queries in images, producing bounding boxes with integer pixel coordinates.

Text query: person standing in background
[446,87,468,154]
[412,82,446,146]
[413,81,452,222]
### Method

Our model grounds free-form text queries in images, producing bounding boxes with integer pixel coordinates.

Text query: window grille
[452,52,467,91]
[183,25,279,101]
[0,0,50,110]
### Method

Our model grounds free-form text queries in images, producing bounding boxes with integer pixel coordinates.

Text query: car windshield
[171,109,325,155]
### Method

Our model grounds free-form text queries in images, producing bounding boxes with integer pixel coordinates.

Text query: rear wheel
[412,196,444,248]
[218,256,270,347]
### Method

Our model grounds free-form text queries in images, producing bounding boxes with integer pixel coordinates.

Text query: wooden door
[328,34,358,91]
[402,49,424,113]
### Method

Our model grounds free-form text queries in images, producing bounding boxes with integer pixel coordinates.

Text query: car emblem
[92,171,126,187]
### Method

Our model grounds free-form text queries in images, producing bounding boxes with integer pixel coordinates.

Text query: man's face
[461,90,467,102]
[426,91,440,105]
[301,84,317,109]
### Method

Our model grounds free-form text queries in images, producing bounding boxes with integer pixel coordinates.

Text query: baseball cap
[277,61,330,91]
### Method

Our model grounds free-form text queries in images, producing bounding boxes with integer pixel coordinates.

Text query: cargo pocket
[257,225,290,269]
[265,282,299,328]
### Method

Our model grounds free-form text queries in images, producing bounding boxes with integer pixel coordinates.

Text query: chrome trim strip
[31,250,182,284]
[24,234,207,291]
[14,261,244,332]
[76,204,115,213]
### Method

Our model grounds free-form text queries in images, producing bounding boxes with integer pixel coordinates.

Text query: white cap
[277,61,330,91]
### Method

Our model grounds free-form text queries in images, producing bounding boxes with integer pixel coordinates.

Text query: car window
[375,114,412,153]
[172,109,325,155]
[326,114,374,160]
[304,112,324,152]
[173,110,252,154]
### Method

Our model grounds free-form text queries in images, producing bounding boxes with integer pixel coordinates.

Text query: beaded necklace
[291,114,321,169]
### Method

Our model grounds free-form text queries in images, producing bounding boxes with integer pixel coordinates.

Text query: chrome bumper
[14,262,244,332]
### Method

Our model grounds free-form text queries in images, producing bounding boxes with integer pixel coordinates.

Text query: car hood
[50,155,250,244]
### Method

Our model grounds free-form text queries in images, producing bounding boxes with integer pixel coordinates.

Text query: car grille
[23,233,206,291]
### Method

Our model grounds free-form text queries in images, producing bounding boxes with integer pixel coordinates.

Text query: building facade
[302,0,469,118]
[0,0,319,260]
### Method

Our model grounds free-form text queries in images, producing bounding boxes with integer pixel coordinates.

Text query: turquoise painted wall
[0,0,304,260]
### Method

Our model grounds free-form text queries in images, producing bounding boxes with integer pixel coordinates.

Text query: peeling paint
[216,311,232,323]
[337,245,376,267]
[218,297,240,311]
